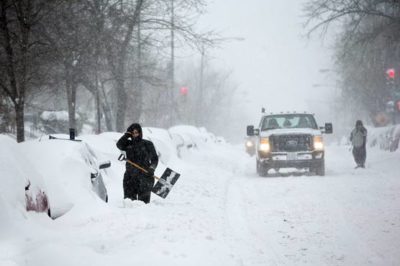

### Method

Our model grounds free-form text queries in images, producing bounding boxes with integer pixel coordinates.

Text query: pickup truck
[247,111,332,176]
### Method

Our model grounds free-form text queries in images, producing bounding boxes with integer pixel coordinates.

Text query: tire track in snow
[244,177,374,265]
[223,174,285,266]
[240,143,398,265]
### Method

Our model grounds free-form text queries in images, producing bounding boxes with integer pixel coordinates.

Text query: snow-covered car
[247,111,332,176]
[0,135,50,218]
[20,135,110,216]
[143,127,179,164]
[169,125,213,159]
[169,125,204,149]
[168,132,186,158]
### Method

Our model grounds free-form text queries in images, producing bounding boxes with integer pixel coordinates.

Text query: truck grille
[270,134,312,152]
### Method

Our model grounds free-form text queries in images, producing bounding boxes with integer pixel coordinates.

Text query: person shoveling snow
[116,123,158,204]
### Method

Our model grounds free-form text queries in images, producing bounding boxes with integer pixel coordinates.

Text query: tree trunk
[133,14,143,123]
[0,1,28,142]
[112,0,144,132]
[100,81,113,131]
[115,75,127,132]
[102,102,113,131]
[15,102,24,142]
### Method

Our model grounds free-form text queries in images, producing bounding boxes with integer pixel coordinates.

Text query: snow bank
[368,125,400,152]
[0,125,225,245]
[169,125,224,148]
[0,136,27,224]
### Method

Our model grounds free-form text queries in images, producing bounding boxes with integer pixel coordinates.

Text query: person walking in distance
[350,120,367,168]
[116,123,158,204]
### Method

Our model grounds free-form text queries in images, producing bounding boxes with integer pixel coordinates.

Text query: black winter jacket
[116,133,158,171]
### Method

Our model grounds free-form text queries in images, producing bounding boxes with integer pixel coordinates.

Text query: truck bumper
[258,151,324,169]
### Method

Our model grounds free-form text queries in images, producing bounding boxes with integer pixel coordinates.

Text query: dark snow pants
[352,146,366,167]
[123,169,154,203]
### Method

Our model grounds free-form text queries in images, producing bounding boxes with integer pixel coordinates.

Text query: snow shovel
[118,154,180,199]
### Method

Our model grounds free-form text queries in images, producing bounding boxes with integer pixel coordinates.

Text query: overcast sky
[198,0,336,125]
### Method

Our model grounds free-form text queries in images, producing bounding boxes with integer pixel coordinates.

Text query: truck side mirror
[324,123,333,134]
[247,125,255,136]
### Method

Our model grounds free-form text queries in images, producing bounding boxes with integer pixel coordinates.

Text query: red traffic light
[180,86,188,96]
[386,68,396,79]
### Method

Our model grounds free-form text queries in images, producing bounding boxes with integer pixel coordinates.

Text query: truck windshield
[260,114,318,130]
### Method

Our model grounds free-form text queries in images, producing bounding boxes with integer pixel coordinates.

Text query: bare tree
[104,0,213,131]
[0,0,59,142]
[304,0,400,122]
[0,0,219,138]
[102,0,144,132]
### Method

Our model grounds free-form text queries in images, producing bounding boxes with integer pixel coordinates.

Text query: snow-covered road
[221,145,400,266]
[179,143,400,266]
[2,142,400,266]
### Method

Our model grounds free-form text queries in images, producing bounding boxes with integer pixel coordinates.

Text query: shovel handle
[123,158,160,180]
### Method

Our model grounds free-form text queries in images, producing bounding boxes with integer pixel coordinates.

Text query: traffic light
[386,68,396,79]
[180,86,188,96]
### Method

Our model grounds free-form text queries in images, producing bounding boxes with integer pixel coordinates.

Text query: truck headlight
[259,138,271,152]
[246,140,253,148]
[313,135,324,151]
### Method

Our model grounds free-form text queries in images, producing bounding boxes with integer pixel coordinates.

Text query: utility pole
[169,0,175,126]
[197,45,205,126]
[386,68,395,124]
[94,1,101,134]
[136,7,143,122]
[95,70,101,133]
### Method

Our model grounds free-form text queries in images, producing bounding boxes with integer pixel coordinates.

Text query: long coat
[116,132,158,203]
[350,126,367,167]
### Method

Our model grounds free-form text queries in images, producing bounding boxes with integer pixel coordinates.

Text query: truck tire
[256,160,269,177]
[315,161,325,176]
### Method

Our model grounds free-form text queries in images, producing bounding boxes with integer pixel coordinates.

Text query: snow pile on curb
[0,135,50,236]
[0,125,225,222]
[368,125,400,152]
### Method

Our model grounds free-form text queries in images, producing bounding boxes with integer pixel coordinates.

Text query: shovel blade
[152,168,180,198]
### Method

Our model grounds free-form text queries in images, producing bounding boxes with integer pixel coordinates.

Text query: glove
[127,124,137,133]
[147,167,155,177]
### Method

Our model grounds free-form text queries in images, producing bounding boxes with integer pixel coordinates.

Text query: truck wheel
[256,160,261,175]
[256,160,268,177]
[315,161,325,176]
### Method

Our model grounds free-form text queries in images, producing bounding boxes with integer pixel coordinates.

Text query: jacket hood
[128,123,143,139]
